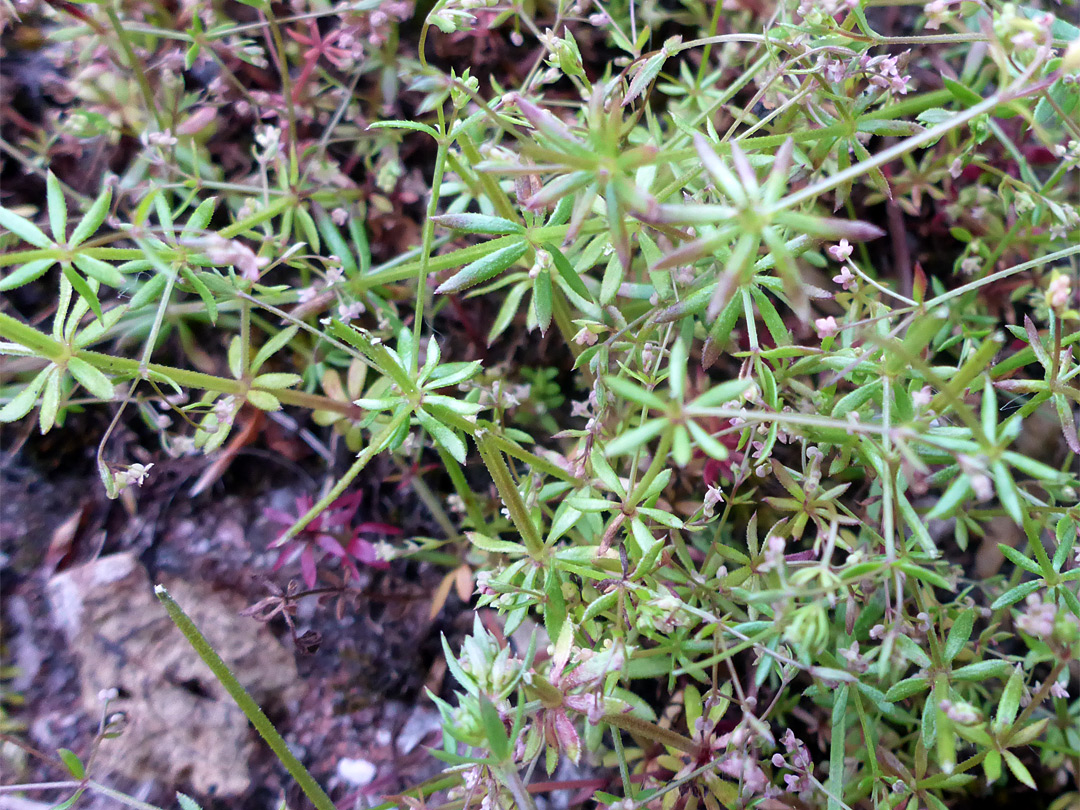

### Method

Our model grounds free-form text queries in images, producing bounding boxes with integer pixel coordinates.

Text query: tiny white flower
[827,239,853,262]
[703,485,724,517]
[114,463,154,490]
[573,326,598,346]
[815,316,839,338]
[337,301,365,321]
[832,266,856,290]
[1047,273,1072,310]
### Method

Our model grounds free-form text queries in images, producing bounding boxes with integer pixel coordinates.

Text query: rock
[336,757,376,786]
[396,707,441,755]
[46,553,299,797]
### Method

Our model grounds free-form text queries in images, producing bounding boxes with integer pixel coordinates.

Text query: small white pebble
[337,757,376,786]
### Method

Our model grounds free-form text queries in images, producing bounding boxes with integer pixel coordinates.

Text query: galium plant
[1,0,1079,807]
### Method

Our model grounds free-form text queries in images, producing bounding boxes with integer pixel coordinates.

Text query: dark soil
[1,417,473,809]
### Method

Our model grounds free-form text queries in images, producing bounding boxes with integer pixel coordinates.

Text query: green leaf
[884,677,930,702]
[67,358,115,400]
[630,518,664,579]
[688,378,752,408]
[246,389,281,410]
[426,360,483,389]
[250,325,299,375]
[488,280,530,344]
[544,242,592,302]
[856,119,924,135]
[998,544,1042,576]
[917,107,953,127]
[895,633,932,668]
[179,267,218,324]
[995,665,1024,729]
[582,590,618,623]
[295,205,321,253]
[315,212,356,274]
[624,50,669,106]
[943,609,975,663]
[897,561,951,590]
[0,258,56,291]
[180,196,217,239]
[0,365,54,423]
[749,286,792,348]
[544,568,566,644]
[39,365,61,433]
[990,580,1043,610]
[943,77,982,107]
[1053,516,1077,572]
[50,788,85,810]
[672,423,691,466]
[533,269,552,335]
[950,659,1015,682]
[46,172,67,242]
[61,264,103,321]
[73,254,126,288]
[636,507,683,529]
[926,476,971,520]
[599,252,624,306]
[252,372,303,389]
[1002,750,1036,789]
[367,120,440,139]
[921,683,937,749]
[605,376,666,410]
[0,206,52,248]
[478,694,510,762]
[898,490,936,556]
[467,532,526,555]
[435,240,529,294]
[417,407,466,463]
[828,685,848,810]
[57,748,85,780]
[1007,716,1050,747]
[604,417,666,457]
[686,420,729,460]
[431,213,524,235]
[991,460,1025,525]
[1053,392,1080,454]
[228,336,244,379]
[177,793,206,810]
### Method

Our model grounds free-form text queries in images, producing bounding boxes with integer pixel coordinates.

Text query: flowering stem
[155,586,337,810]
[278,408,410,544]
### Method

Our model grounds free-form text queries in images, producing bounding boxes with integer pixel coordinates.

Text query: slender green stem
[0,312,358,416]
[415,128,450,371]
[435,443,489,530]
[496,764,540,810]
[90,782,170,810]
[278,409,410,543]
[777,71,1056,213]
[601,711,697,754]
[474,429,547,559]
[155,586,337,810]
[103,7,164,130]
